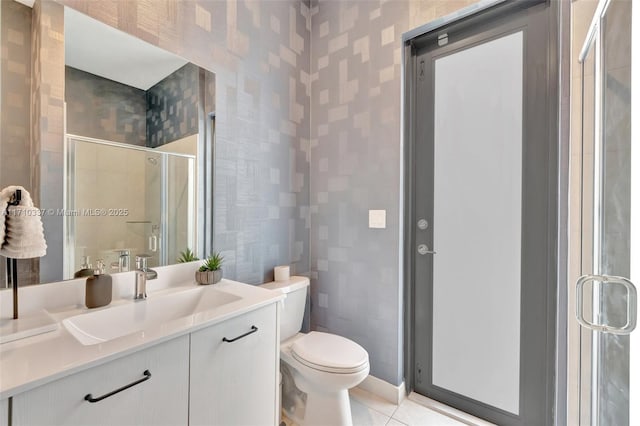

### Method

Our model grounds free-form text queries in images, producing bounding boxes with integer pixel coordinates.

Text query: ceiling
[64,8,188,90]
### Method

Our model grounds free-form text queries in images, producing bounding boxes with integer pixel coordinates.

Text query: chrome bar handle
[576,274,637,335]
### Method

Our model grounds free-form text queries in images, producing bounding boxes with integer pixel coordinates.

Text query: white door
[576,0,638,424]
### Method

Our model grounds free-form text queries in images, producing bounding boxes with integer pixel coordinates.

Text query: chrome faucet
[112,249,130,272]
[119,250,131,272]
[134,254,157,300]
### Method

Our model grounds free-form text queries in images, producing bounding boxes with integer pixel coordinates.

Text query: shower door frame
[402,1,561,424]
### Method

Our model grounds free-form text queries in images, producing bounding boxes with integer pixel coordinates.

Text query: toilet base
[303,389,352,426]
[280,333,369,426]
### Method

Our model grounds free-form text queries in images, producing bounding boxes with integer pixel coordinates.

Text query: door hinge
[416,363,423,384]
[418,59,425,81]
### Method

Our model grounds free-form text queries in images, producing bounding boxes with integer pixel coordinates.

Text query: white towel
[0,186,47,259]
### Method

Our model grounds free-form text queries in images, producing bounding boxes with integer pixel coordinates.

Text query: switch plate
[369,210,386,229]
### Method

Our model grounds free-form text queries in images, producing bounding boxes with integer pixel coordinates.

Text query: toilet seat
[291,332,369,374]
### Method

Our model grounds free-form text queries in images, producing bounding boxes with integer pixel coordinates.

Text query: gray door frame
[402,1,560,425]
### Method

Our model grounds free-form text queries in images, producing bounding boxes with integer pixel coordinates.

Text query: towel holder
[5,189,22,319]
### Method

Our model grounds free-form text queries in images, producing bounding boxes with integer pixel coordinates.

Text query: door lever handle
[417,244,436,255]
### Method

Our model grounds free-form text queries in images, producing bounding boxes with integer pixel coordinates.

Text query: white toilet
[261,276,369,426]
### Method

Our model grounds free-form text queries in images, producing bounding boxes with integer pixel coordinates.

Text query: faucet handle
[135,254,151,270]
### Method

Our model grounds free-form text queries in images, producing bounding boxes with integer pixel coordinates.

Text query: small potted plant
[177,248,199,263]
[195,252,224,285]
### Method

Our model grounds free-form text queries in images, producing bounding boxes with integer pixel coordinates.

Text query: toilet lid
[291,332,369,374]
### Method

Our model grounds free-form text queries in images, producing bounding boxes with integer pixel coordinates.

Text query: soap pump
[85,259,112,309]
[74,255,94,278]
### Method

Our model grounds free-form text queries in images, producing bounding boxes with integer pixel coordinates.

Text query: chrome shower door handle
[576,274,638,335]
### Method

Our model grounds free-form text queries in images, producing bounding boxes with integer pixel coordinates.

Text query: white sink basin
[63,286,240,345]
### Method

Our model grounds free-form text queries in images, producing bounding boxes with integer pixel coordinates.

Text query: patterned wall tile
[1,0,32,189]
[66,66,147,145]
[310,0,476,386]
[310,0,406,387]
[147,63,200,148]
[0,0,38,286]
[31,0,65,284]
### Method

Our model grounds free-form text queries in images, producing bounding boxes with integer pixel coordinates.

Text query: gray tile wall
[0,0,39,287]
[66,63,209,149]
[1,0,32,189]
[147,63,200,148]
[31,0,65,285]
[66,66,147,145]
[310,0,476,386]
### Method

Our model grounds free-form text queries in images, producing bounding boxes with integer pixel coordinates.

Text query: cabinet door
[12,336,189,426]
[0,399,7,426]
[190,303,278,426]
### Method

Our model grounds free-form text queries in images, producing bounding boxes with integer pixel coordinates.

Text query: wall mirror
[0,2,215,287]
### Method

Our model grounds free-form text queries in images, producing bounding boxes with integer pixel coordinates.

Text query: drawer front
[12,336,189,426]
[190,303,278,426]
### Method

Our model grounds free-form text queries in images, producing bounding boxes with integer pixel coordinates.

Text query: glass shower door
[577,0,638,424]
[65,136,196,277]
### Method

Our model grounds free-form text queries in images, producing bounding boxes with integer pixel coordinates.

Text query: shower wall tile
[54,0,311,283]
[65,66,147,145]
[310,0,475,386]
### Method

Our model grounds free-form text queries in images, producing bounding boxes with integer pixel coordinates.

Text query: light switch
[369,209,386,229]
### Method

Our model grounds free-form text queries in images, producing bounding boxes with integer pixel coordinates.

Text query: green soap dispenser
[85,260,113,309]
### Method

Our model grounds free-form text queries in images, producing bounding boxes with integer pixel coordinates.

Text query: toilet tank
[260,276,309,342]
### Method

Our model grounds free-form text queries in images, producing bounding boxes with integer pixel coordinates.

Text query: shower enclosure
[64,135,196,278]
[573,0,638,424]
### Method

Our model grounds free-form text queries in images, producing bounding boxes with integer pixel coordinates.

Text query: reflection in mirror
[65,136,197,279]
[0,1,215,287]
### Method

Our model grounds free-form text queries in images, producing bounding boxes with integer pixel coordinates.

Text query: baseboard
[357,375,406,405]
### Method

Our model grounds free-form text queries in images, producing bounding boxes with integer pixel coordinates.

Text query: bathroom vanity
[0,263,282,426]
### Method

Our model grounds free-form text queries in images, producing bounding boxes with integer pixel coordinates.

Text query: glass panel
[142,152,162,267]
[164,154,196,265]
[69,139,154,273]
[579,1,634,424]
[595,0,632,423]
[431,31,523,414]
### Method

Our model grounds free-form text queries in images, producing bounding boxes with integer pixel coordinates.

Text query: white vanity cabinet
[11,336,189,426]
[189,303,279,426]
[0,399,8,426]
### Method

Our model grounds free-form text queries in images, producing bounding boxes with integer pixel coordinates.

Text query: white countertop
[0,277,283,399]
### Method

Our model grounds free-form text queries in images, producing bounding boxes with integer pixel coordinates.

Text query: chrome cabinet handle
[85,370,151,403]
[576,274,637,335]
[222,325,258,343]
[417,244,436,255]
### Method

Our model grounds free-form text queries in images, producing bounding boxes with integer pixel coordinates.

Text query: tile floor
[283,387,495,426]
